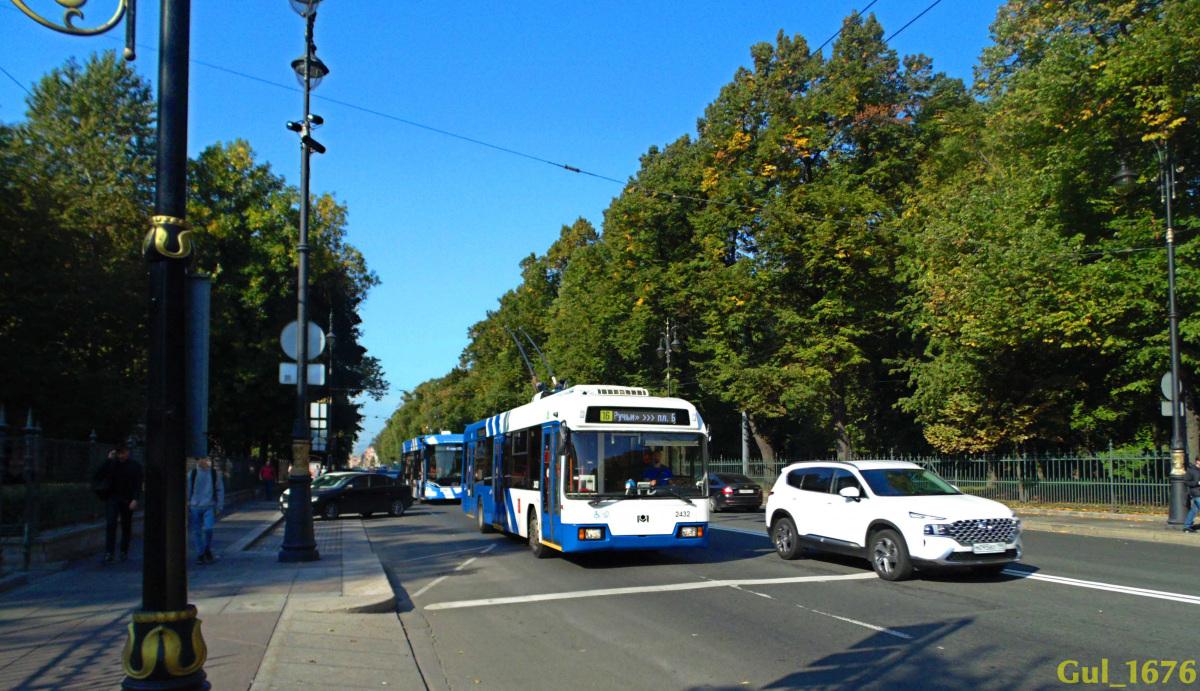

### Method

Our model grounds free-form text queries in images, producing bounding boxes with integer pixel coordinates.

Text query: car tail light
[722,486,734,494]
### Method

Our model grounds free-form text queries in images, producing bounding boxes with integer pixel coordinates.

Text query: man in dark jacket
[1185,456,1200,533]
[97,444,143,564]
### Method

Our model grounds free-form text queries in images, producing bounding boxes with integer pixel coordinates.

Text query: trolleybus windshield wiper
[658,489,694,505]
[586,494,633,507]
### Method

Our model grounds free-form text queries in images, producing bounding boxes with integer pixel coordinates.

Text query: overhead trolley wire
[885,0,945,43]
[11,8,1184,262]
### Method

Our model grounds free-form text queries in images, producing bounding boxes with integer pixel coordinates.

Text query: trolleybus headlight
[678,525,703,538]
[579,527,605,540]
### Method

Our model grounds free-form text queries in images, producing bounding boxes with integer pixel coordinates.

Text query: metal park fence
[708,449,1172,511]
[1,413,259,571]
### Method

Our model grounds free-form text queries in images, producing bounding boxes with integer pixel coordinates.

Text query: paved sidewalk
[1017,508,1200,547]
[0,499,423,691]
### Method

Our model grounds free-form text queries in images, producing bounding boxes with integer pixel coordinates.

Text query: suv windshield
[859,468,959,496]
[566,431,707,498]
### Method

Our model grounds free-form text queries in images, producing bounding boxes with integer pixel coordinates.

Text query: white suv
[765,460,1022,580]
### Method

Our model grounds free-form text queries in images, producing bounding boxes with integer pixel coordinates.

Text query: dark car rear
[280,472,413,520]
[706,473,763,512]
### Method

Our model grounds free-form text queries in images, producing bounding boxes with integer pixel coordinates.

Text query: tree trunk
[747,412,775,467]
[830,376,851,461]
[1186,388,1198,463]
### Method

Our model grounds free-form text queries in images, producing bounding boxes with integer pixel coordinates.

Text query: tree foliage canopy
[377,2,1198,461]
[0,52,384,462]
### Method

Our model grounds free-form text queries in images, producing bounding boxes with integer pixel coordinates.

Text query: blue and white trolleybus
[463,385,710,557]
[401,434,465,501]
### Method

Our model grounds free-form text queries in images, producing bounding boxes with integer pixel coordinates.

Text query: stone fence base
[1,489,254,573]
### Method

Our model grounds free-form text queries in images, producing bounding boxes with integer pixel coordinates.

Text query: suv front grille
[947,518,1018,545]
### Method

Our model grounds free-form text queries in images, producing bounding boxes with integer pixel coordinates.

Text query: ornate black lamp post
[1113,139,1189,526]
[10,0,209,687]
[656,319,681,397]
[278,0,327,563]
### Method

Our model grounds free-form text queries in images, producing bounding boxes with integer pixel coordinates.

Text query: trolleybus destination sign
[585,407,690,425]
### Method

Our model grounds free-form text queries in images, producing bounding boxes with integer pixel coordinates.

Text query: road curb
[1020,518,1199,547]
[0,571,30,595]
[227,512,285,554]
[295,518,395,614]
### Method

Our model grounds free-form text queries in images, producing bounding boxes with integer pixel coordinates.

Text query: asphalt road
[366,503,1200,691]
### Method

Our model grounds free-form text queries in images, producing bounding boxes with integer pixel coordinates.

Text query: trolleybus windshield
[564,431,707,498]
[430,444,463,485]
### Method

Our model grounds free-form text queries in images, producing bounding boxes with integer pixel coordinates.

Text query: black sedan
[280,471,413,520]
[702,473,764,513]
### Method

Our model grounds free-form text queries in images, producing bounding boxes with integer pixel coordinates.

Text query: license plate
[738,490,754,494]
[973,542,1006,554]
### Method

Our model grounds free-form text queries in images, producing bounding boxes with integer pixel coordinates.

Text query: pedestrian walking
[92,444,143,565]
[187,456,225,564]
[259,460,276,500]
[1185,456,1200,533]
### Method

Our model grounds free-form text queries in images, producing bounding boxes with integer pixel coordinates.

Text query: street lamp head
[1111,159,1138,196]
[656,342,666,359]
[288,0,323,17]
[291,52,330,89]
[286,121,303,132]
[308,113,324,127]
[670,336,681,352]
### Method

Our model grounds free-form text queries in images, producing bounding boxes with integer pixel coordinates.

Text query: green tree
[0,51,153,440]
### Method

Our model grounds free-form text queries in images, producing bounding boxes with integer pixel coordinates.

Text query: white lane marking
[717,525,1200,607]
[1003,569,1200,606]
[411,576,448,600]
[803,606,913,640]
[424,573,875,610]
[409,545,497,599]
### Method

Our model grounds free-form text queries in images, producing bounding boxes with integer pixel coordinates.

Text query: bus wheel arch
[528,510,550,559]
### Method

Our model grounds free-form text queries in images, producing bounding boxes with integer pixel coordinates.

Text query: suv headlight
[909,511,946,521]
[923,524,952,536]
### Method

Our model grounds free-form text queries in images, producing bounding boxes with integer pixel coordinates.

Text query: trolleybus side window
[505,427,532,489]
[479,438,493,483]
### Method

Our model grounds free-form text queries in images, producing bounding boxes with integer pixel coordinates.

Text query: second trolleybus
[401,433,465,501]
[462,385,710,557]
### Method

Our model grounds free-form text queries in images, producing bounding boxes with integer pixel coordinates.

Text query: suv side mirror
[838,486,862,501]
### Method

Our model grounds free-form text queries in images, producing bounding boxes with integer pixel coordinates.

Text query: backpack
[90,458,114,500]
[188,467,218,502]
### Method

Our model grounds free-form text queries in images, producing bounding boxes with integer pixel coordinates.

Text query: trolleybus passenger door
[492,434,506,530]
[541,427,558,543]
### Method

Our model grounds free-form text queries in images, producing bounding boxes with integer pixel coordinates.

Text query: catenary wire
[0,62,32,96]
[884,0,945,43]
[6,9,1185,263]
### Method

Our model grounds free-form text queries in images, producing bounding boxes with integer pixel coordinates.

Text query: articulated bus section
[462,385,711,556]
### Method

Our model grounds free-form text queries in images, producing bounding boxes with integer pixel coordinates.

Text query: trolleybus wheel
[477,501,492,534]
[529,513,550,559]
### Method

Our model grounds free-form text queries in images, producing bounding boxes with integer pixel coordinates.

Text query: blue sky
[1,1,1005,453]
